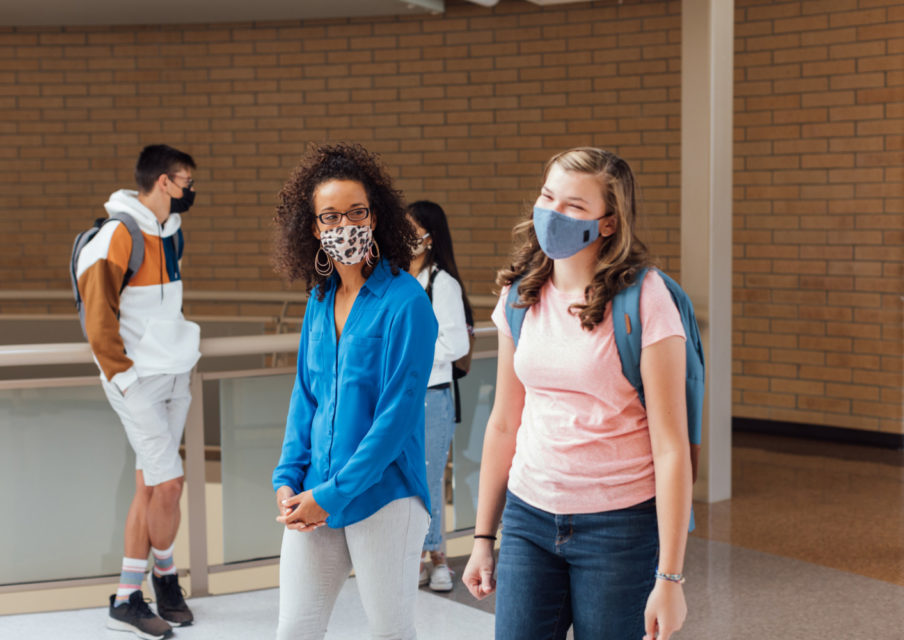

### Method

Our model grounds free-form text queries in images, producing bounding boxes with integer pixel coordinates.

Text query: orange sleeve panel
[78,226,134,381]
[79,259,134,381]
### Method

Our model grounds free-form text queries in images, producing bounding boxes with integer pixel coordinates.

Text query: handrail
[0,333,302,367]
[0,320,501,598]
[0,290,310,303]
[0,313,709,369]
[0,289,499,307]
[0,289,705,327]
[0,302,707,370]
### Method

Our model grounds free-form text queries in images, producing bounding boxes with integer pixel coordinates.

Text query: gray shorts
[102,372,191,486]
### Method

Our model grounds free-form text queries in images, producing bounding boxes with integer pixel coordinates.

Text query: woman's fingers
[281,494,302,506]
[285,520,325,531]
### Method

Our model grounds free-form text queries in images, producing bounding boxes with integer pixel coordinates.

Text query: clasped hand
[275,486,328,532]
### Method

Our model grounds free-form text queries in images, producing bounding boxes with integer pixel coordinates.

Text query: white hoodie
[76,189,200,391]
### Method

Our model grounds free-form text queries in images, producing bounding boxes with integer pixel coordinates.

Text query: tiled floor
[2,432,902,639]
[0,580,496,640]
[693,431,904,587]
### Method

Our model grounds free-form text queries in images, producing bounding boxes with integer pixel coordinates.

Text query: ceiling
[0,0,445,27]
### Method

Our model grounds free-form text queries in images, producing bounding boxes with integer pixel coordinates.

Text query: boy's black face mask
[171,187,195,214]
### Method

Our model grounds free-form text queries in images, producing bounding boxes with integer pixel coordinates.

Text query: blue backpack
[505,267,704,530]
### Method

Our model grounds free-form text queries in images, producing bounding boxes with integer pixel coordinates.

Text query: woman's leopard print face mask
[319,224,373,266]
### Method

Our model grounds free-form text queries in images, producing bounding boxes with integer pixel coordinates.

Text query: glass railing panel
[218,373,294,564]
[451,354,497,531]
[0,384,134,584]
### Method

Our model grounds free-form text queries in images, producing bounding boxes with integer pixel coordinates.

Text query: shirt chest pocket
[338,335,384,390]
[306,331,329,380]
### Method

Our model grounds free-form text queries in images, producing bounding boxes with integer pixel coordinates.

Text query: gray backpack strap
[108,212,144,291]
[71,212,145,341]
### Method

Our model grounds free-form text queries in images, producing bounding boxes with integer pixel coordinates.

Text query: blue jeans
[495,490,659,640]
[423,386,455,551]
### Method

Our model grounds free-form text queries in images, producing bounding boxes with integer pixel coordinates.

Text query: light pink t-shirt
[492,270,686,515]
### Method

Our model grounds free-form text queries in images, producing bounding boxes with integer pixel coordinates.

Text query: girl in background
[406,200,473,592]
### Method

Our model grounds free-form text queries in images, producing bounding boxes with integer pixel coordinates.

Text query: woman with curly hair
[271,143,438,640]
[462,148,691,640]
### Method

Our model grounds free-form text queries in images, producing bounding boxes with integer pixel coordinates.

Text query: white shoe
[418,564,429,587]
[428,564,453,592]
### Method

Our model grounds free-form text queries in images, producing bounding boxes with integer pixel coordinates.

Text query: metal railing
[0,288,705,598]
[0,318,499,597]
[0,333,301,596]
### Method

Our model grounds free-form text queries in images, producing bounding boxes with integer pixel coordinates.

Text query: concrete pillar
[681,0,734,504]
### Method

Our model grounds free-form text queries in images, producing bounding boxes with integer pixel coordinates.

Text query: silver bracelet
[654,569,686,584]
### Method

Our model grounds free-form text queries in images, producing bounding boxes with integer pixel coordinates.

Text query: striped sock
[152,543,176,578]
[115,557,147,606]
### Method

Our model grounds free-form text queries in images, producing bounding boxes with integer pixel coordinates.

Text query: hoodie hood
[104,189,182,238]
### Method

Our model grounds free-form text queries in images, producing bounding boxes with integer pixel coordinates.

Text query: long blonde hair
[497,147,651,330]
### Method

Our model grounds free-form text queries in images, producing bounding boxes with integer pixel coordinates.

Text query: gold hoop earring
[365,238,381,267]
[315,245,334,277]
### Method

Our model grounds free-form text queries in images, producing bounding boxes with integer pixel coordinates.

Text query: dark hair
[497,147,651,331]
[272,143,415,298]
[135,144,196,193]
[407,200,474,325]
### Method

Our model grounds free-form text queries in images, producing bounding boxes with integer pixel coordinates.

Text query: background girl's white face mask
[412,233,430,257]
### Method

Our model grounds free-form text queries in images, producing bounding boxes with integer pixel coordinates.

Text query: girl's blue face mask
[533,205,602,260]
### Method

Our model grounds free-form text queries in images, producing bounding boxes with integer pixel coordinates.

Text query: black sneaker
[152,573,195,627]
[107,591,173,640]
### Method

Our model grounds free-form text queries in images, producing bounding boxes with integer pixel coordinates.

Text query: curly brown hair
[272,143,416,298]
[497,147,652,331]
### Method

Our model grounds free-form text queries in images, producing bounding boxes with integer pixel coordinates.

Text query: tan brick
[829,41,889,62]
[850,400,900,420]
[798,365,852,383]
[829,8,889,28]
[798,395,851,413]
[743,391,798,409]
[736,376,771,392]
[747,3,802,21]
[857,86,904,104]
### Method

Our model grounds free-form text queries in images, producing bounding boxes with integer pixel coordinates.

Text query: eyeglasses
[317,207,370,226]
[416,232,430,243]
[168,174,194,189]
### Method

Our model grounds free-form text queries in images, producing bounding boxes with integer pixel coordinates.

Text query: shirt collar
[361,258,392,298]
[321,258,393,299]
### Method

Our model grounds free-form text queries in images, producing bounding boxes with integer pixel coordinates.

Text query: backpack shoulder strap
[70,220,104,306]
[612,267,649,406]
[504,276,527,348]
[108,212,144,291]
[425,266,439,302]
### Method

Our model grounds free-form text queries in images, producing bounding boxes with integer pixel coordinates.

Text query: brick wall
[733,0,903,435]
[0,0,900,435]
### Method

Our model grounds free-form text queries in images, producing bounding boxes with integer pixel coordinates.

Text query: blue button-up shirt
[272,259,438,528]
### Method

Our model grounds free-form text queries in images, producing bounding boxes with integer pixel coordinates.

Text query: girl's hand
[462,540,497,600]
[643,579,687,640]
